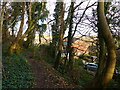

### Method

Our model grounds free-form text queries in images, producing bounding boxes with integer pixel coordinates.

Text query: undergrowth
[2,53,35,88]
[26,45,120,88]
[29,45,94,88]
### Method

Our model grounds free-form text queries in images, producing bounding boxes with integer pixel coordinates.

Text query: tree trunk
[8,3,25,54]
[0,2,5,43]
[95,22,106,77]
[90,0,116,88]
[51,3,60,59]
[54,2,64,69]
[66,2,74,70]
[24,2,33,48]
[2,3,11,44]
[39,33,41,44]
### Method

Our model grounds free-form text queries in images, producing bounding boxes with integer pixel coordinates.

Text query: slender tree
[8,2,25,54]
[66,2,74,70]
[0,2,6,44]
[51,2,61,59]
[54,1,65,69]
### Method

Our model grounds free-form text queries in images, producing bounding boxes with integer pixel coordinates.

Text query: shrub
[32,44,55,64]
[70,65,94,86]
[106,79,120,88]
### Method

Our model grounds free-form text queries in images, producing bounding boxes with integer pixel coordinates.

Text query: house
[72,39,89,56]
[63,37,90,58]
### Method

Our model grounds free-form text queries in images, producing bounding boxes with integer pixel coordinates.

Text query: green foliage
[28,44,55,64]
[28,45,95,87]
[116,50,120,67]
[106,79,120,88]
[55,58,94,87]
[39,45,55,64]
[2,53,34,88]
[73,59,84,66]
[57,63,67,75]
[71,59,94,86]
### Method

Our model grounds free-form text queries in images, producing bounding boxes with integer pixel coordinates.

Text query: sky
[44,0,98,38]
[2,0,120,2]
[7,0,120,39]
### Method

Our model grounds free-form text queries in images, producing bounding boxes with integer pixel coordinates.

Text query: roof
[72,40,89,52]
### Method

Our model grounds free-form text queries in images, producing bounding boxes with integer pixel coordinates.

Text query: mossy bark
[90,0,116,88]
[67,2,74,70]
[95,22,106,77]
[54,2,64,69]
[8,3,25,54]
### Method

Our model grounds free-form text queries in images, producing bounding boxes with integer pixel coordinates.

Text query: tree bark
[95,22,106,77]
[90,0,116,88]
[2,4,11,46]
[66,2,74,70]
[0,3,5,43]
[51,2,61,59]
[8,3,25,54]
[54,2,64,69]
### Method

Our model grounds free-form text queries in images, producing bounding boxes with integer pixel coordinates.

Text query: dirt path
[26,56,76,88]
